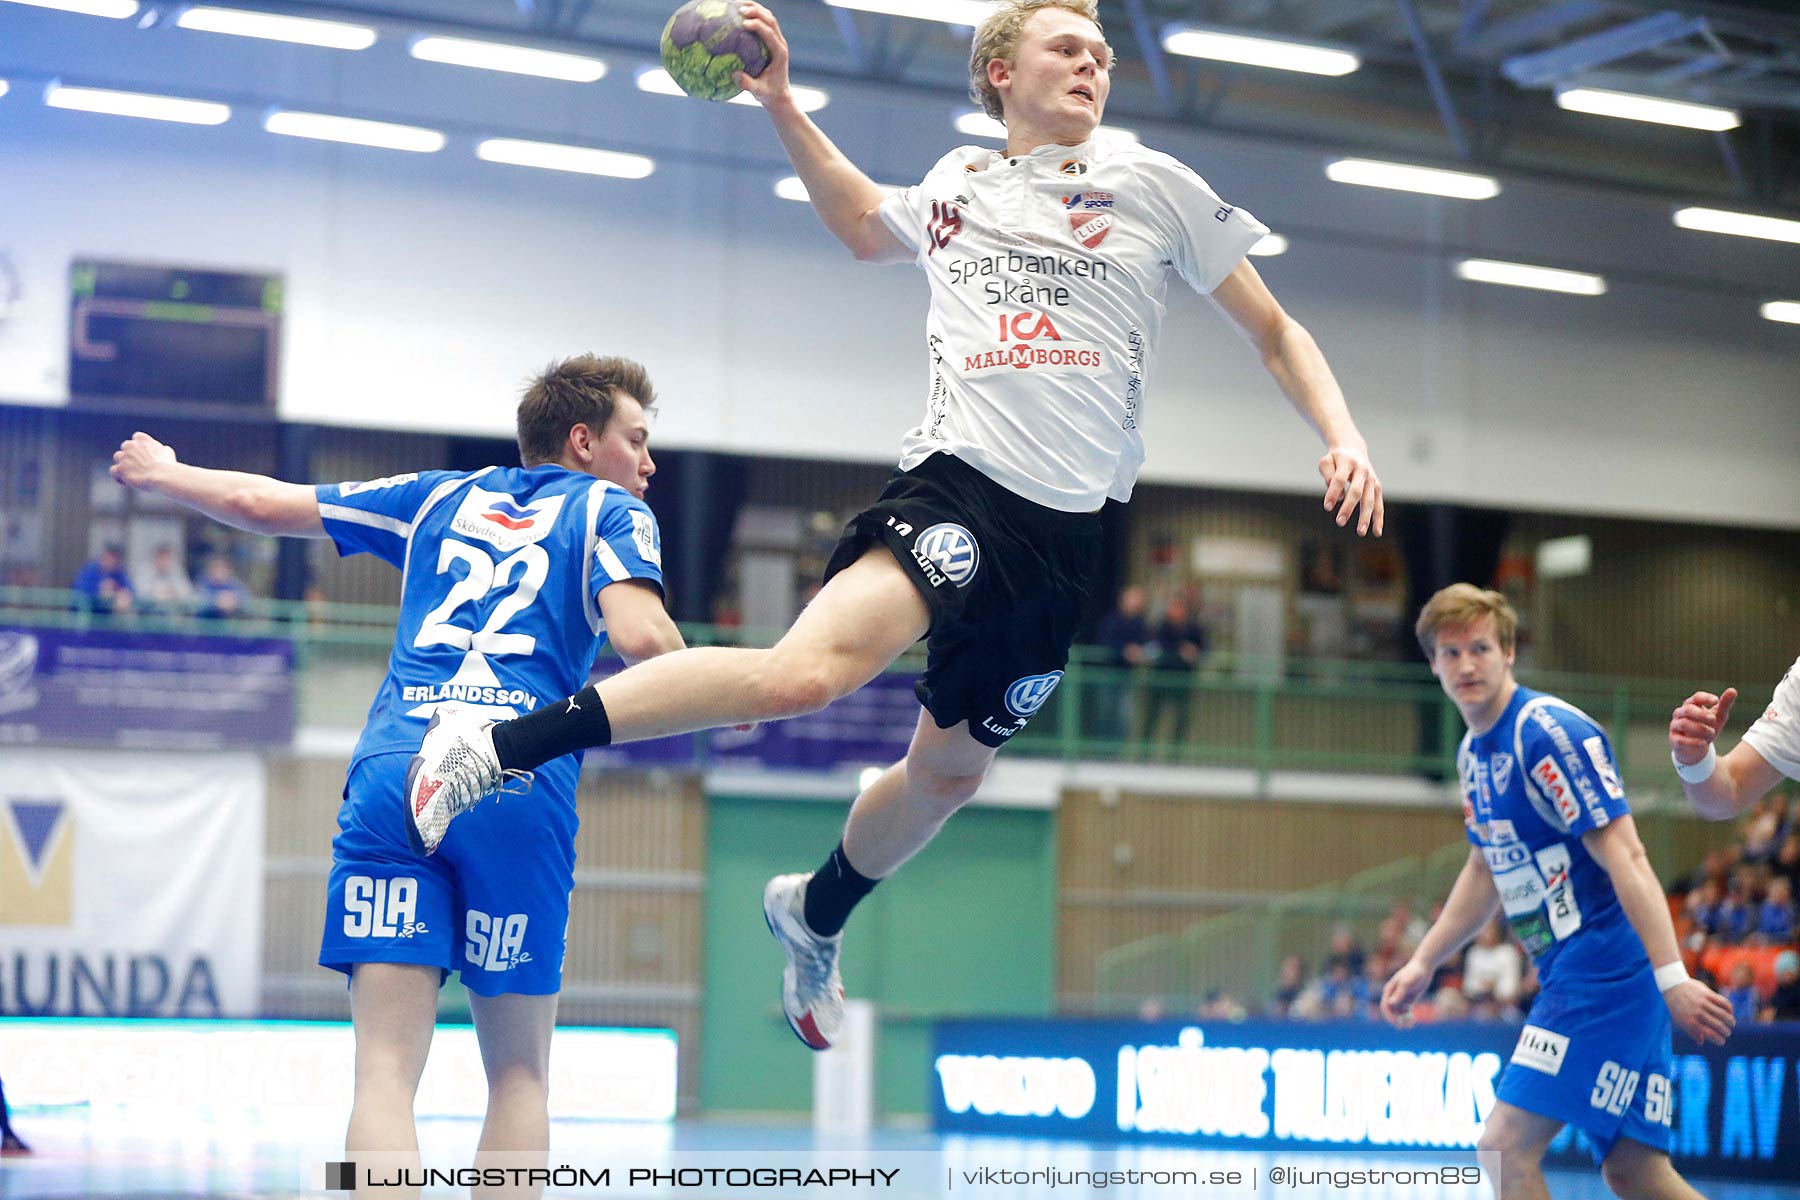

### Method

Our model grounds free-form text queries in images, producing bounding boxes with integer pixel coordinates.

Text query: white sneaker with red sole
[762,872,845,1051]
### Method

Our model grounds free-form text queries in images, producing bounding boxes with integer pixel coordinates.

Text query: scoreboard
[69,260,280,415]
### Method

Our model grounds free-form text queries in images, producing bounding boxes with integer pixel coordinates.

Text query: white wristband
[1672,745,1717,783]
[1653,962,1690,993]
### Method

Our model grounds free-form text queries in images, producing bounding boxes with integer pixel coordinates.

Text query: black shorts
[823,452,1103,748]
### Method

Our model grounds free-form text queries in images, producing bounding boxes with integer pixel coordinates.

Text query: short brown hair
[515,354,655,467]
[968,0,1104,122]
[1415,584,1518,658]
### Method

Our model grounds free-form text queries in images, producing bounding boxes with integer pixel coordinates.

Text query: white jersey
[878,132,1268,513]
[1742,656,1800,779]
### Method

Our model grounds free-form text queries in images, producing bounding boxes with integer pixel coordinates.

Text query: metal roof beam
[1398,0,1471,159]
[1120,0,1178,114]
[1503,11,1710,87]
[1458,1,1610,57]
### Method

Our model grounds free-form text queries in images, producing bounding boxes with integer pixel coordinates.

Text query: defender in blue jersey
[109,355,682,1180]
[1383,585,1734,1200]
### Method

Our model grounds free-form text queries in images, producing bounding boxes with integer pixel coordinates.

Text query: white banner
[0,748,263,1017]
[0,1019,675,1121]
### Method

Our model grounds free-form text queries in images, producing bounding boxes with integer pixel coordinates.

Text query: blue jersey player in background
[1383,585,1735,1200]
[109,355,681,1192]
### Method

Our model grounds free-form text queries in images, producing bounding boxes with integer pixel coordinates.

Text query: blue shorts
[1497,966,1675,1163]
[318,752,577,996]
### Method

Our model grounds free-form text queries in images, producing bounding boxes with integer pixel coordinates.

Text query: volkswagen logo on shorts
[914,523,980,587]
[1005,671,1064,719]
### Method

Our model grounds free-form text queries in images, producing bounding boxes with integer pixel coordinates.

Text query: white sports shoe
[762,873,845,1051]
[404,710,531,855]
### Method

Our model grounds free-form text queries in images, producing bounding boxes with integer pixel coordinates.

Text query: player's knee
[482,1058,548,1091]
[1477,1121,1544,1163]
[907,760,988,816]
[483,1065,550,1114]
[1599,1154,1666,1200]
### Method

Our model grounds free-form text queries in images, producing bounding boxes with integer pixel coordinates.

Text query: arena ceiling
[60,0,1800,208]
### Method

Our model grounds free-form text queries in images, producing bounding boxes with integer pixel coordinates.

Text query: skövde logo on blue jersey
[1006,671,1064,719]
[913,523,980,588]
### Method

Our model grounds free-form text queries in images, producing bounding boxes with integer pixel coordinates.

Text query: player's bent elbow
[232,486,285,534]
[748,656,836,720]
[1689,788,1744,822]
[849,238,891,263]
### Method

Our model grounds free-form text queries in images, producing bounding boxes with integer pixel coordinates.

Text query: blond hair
[1415,584,1518,658]
[968,0,1104,121]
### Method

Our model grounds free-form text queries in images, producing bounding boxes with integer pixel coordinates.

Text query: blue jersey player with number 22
[109,354,681,1185]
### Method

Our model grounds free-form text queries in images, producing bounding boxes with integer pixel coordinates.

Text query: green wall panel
[700,793,1056,1117]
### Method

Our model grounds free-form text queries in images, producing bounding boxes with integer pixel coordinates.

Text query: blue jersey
[316,464,663,786]
[1458,686,1639,985]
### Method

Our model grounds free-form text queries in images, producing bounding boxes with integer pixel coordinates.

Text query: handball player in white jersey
[409,0,1385,1051]
[1669,656,1800,818]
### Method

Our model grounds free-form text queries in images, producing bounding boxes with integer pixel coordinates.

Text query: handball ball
[660,0,771,102]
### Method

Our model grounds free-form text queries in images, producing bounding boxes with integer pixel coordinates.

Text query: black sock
[489,686,612,772]
[802,842,880,938]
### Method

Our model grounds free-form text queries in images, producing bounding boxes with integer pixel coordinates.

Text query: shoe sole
[402,712,444,857]
[763,883,833,1053]
[402,754,429,856]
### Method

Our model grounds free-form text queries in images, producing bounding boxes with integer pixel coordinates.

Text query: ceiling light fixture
[409,36,606,82]
[1555,87,1738,132]
[1456,258,1607,295]
[476,138,654,178]
[45,82,230,124]
[1326,157,1500,200]
[264,109,443,152]
[1673,206,1800,245]
[1161,26,1359,76]
[177,7,376,50]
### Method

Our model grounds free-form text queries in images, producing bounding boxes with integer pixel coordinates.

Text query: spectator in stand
[195,554,252,620]
[1360,955,1393,1019]
[1140,595,1206,756]
[1772,833,1800,893]
[1198,990,1248,1021]
[1430,986,1469,1021]
[1742,803,1784,865]
[71,543,133,615]
[1685,880,1724,944]
[1317,960,1366,1014]
[1723,961,1760,1027]
[1093,584,1149,745]
[138,543,196,615]
[1715,868,1759,944]
[1271,954,1306,1017]
[1762,949,1800,1022]
[1684,847,1737,896]
[1461,917,1524,1007]
[1322,923,1366,978]
[1757,876,1795,945]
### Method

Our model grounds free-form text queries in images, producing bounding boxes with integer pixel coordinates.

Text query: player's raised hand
[1669,688,1737,766]
[1317,442,1384,537]
[111,431,176,491]
[1380,960,1429,1028]
[1665,978,1734,1045]
[734,2,793,109]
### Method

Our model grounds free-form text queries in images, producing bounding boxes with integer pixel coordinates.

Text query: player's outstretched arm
[733,2,907,264]
[110,432,325,538]
[1669,687,1785,820]
[1581,815,1734,1045]
[1209,260,1382,537]
[1382,847,1497,1027]
[596,580,686,666]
